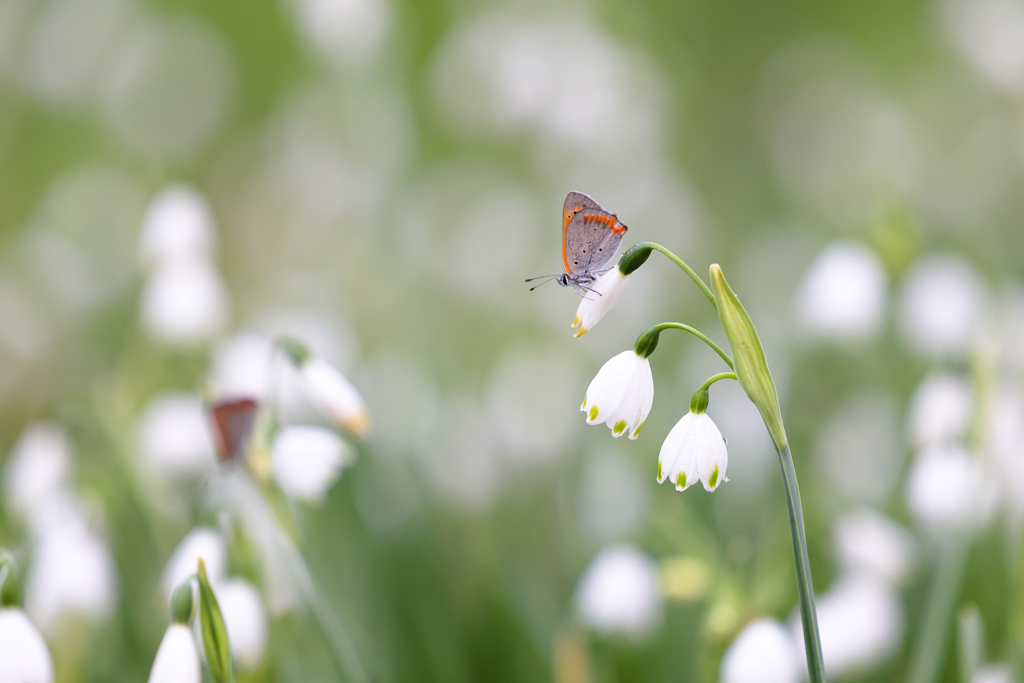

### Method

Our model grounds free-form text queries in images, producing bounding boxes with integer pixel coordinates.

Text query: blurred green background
[1,0,1024,680]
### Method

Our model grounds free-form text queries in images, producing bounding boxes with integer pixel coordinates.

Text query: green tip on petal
[613,420,627,435]
[588,405,599,422]
[581,394,588,410]
[657,461,663,481]
[631,422,643,438]
[708,464,719,489]
[276,335,311,366]
[676,472,686,489]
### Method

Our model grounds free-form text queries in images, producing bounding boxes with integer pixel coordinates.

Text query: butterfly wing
[562,192,627,280]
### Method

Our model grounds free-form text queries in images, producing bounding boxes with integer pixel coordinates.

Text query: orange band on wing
[563,206,584,274]
[583,212,626,234]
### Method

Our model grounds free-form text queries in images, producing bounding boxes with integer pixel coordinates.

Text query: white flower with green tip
[147,623,200,683]
[581,350,653,439]
[657,411,728,492]
[571,269,629,338]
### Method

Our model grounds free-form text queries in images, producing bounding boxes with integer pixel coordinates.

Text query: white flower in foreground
[139,186,216,267]
[0,607,54,683]
[271,425,354,504]
[833,509,915,586]
[25,523,118,635]
[720,618,801,683]
[140,259,229,345]
[581,350,653,439]
[138,392,216,476]
[159,527,226,598]
[658,411,728,492]
[908,372,973,448]
[147,623,200,683]
[906,446,993,532]
[574,545,663,638]
[794,241,887,344]
[299,357,371,438]
[792,574,904,678]
[897,253,987,360]
[2,422,73,522]
[571,269,629,338]
[215,578,267,670]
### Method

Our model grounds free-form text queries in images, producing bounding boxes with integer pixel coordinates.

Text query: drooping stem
[631,242,716,308]
[907,536,971,683]
[697,372,736,392]
[776,444,826,683]
[635,322,733,370]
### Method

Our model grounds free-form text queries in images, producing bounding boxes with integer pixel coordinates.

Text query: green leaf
[197,557,233,683]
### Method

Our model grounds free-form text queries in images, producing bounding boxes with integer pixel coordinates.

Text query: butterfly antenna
[528,276,560,291]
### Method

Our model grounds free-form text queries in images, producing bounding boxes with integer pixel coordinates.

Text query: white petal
[907,372,972,448]
[159,527,226,598]
[581,351,636,425]
[574,545,663,639]
[300,358,370,438]
[147,624,200,683]
[137,392,216,476]
[694,413,728,492]
[658,413,699,490]
[794,242,887,344]
[25,523,118,635]
[271,425,353,504]
[208,332,275,399]
[897,253,987,360]
[215,579,267,670]
[2,422,73,522]
[140,258,229,345]
[572,269,629,337]
[627,358,654,440]
[721,618,801,683]
[832,509,915,585]
[139,186,216,268]
[0,608,54,683]
[905,446,988,531]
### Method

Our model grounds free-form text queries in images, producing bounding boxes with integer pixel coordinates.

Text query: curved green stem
[698,372,736,392]
[776,444,826,683]
[638,322,733,370]
[635,242,716,309]
[907,535,971,683]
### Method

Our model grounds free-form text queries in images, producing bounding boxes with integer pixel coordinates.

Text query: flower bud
[709,264,787,450]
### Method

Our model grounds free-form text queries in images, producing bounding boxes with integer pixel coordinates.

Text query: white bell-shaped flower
[140,259,230,345]
[299,357,371,439]
[271,425,354,504]
[907,372,972,448]
[138,186,216,268]
[571,269,629,338]
[2,422,73,523]
[159,527,226,598]
[657,411,729,492]
[574,544,663,639]
[215,578,267,670]
[137,392,217,477]
[720,617,801,683]
[581,350,653,439]
[794,241,887,344]
[0,607,54,683]
[147,623,200,683]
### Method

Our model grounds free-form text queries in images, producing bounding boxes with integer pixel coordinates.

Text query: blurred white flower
[271,425,354,504]
[972,664,1016,683]
[290,0,392,65]
[657,411,729,492]
[574,545,663,639]
[988,386,1024,522]
[138,392,217,476]
[140,259,230,345]
[581,350,653,439]
[793,574,904,678]
[908,372,973,448]
[159,527,226,598]
[25,522,118,635]
[906,446,991,531]
[832,509,915,585]
[139,186,216,267]
[215,578,267,670]
[2,422,73,522]
[571,269,629,338]
[0,607,54,683]
[897,254,987,360]
[147,623,200,683]
[793,242,887,343]
[299,357,370,438]
[209,332,274,399]
[720,618,801,683]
